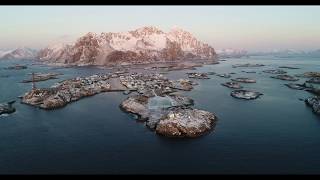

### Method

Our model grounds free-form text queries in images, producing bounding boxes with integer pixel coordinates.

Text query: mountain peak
[38,26,217,65]
[130,26,164,37]
[0,47,37,60]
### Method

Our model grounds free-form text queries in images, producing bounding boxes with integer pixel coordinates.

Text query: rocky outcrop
[6,64,27,70]
[296,72,320,78]
[231,78,256,83]
[21,74,111,109]
[271,74,299,81]
[187,72,210,79]
[0,101,16,115]
[21,73,62,83]
[120,93,211,135]
[232,63,265,68]
[221,82,243,89]
[231,90,263,100]
[216,73,231,78]
[38,26,217,66]
[284,83,307,90]
[155,107,216,138]
[242,70,256,73]
[305,96,320,115]
[263,69,287,74]
[278,66,300,69]
[120,95,150,121]
[306,77,320,84]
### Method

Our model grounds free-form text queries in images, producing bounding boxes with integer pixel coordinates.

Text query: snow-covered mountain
[38,26,217,65]
[0,47,38,60]
[216,48,249,58]
[0,49,12,57]
[249,49,320,57]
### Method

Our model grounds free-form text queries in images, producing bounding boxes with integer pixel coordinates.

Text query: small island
[230,90,263,100]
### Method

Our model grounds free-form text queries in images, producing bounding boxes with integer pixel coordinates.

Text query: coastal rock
[278,66,300,69]
[263,69,287,74]
[7,64,27,70]
[221,82,243,89]
[146,94,194,129]
[22,74,112,109]
[22,88,57,106]
[306,77,320,84]
[207,72,216,75]
[230,90,263,100]
[0,101,16,115]
[155,107,217,138]
[120,94,194,123]
[232,63,264,68]
[170,79,194,91]
[241,70,256,73]
[305,96,320,114]
[231,77,256,83]
[271,74,299,81]
[296,72,320,78]
[284,83,307,90]
[120,95,150,121]
[216,73,231,78]
[187,72,210,79]
[170,94,194,107]
[21,72,62,83]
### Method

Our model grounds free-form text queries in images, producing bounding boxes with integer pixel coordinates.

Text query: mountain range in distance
[0,47,38,60]
[1,26,319,64]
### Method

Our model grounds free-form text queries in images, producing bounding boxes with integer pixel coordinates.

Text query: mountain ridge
[37,26,217,66]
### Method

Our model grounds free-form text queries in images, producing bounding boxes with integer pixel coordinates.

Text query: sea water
[0,56,320,174]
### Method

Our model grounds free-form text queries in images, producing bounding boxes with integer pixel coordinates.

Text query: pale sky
[0,6,320,52]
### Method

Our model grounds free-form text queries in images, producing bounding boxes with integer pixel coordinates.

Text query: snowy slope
[216,48,248,58]
[0,47,37,60]
[38,26,217,65]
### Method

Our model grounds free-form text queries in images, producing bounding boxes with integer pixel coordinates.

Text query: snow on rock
[38,26,217,66]
[156,108,217,137]
[0,47,37,60]
[216,48,248,58]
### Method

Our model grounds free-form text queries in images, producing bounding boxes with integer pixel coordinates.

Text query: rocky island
[187,72,210,79]
[221,82,243,89]
[278,66,300,69]
[305,96,320,115]
[0,101,16,115]
[230,90,263,100]
[306,77,320,84]
[241,70,256,73]
[21,72,62,83]
[296,72,320,78]
[21,72,217,138]
[232,63,265,68]
[285,83,308,90]
[271,74,299,81]
[231,78,256,83]
[6,64,27,70]
[263,69,287,74]
[216,73,231,78]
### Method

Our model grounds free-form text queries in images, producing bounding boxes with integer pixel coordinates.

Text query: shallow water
[0,56,320,174]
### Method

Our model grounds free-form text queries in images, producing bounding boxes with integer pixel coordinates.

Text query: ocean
[0,56,319,174]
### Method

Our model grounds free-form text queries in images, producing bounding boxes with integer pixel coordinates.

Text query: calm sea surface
[0,56,320,174]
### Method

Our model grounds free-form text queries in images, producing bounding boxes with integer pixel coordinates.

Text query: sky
[0,6,319,52]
